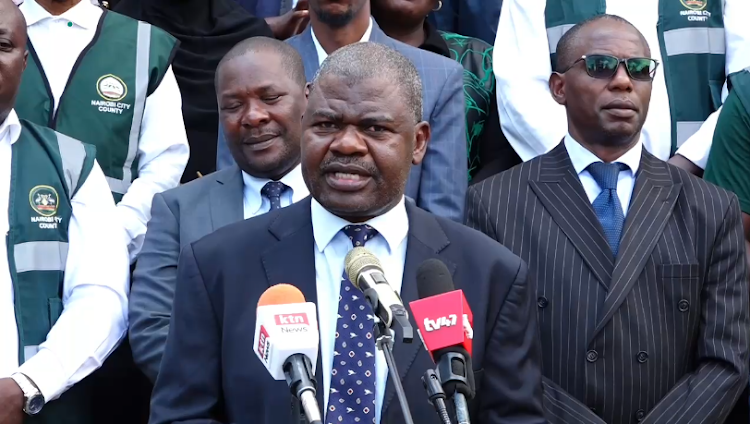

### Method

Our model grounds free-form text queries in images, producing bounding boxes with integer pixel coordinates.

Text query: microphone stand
[364,289,415,424]
[422,369,453,424]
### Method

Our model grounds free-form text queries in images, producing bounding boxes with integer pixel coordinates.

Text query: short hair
[215,36,306,88]
[555,14,650,72]
[311,42,423,123]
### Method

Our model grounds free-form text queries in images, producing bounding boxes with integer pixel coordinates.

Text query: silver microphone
[344,247,413,342]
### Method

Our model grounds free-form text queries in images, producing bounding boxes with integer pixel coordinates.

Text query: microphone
[410,259,475,424]
[253,284,322,424]
[344,247,413,343]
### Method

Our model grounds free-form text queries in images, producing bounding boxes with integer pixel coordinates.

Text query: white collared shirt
[564,134,642,216]
[311,197,409,424]
[494,0,750,169]
[19,0,190,263]
[241,165,309,219]
[311,18,374,66]
[0,110,129,402]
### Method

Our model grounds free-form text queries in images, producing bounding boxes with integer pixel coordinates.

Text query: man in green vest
[493,0,750,177]
[0,2,130,423]
[15,0,189,264]
[704,68,750,268]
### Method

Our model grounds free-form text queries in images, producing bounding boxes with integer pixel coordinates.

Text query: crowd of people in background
[0,0,749,422]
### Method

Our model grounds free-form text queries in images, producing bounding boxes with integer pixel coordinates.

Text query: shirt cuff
[16,348,67,402]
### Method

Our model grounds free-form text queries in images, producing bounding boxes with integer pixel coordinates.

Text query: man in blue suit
[128,37,311,383]
[150,42,545,424]
[217,0,468,223]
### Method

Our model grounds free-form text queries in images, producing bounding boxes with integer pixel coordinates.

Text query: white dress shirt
[19,0,190,262]
[311,197,409,424]
[311,18,374,66]
[241,164,309,219]
[0,110,130,402]
[494,0,750,168]
[564,134,642,216]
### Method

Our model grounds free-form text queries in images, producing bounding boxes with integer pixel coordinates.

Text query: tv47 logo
[423,314,458,331]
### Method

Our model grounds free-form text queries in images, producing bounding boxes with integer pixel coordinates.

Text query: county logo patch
[29,186,59,217]
[96,74,128,102]
[680,0,707,11]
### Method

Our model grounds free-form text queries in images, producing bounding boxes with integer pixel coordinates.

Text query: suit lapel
[592,152,681,337]
[529,143,614,289]
[382,203,456,416]
[209,167,244,231]
[293,27,321,82]
[260,198,325,407]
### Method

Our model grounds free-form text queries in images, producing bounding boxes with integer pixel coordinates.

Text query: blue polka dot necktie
[327,224,379,424]
[587,162,628,257]
[261,181,288,211]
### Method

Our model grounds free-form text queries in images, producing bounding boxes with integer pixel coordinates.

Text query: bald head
[216,36,306,90]
[555,14,649,72]
[311,42,423,123]
[0,0,28,123]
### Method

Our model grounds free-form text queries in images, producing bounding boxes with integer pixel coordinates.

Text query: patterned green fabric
[440,31,495,180]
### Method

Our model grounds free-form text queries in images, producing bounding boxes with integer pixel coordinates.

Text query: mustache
[319,156,379,176]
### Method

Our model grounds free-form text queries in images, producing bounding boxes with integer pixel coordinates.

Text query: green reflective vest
[10,120,96,424]
[15,10,178,203]
[545,0,726,153]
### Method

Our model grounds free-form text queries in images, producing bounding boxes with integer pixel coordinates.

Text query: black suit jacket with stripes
[466,142,749,424]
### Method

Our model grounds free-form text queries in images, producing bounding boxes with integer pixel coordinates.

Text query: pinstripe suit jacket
[466,142,750,424]
[216,21,468,222]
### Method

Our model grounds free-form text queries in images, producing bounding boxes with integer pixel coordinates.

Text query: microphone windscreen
[257,284,306,307]
[344,247,382,289]
[416,259,455,299]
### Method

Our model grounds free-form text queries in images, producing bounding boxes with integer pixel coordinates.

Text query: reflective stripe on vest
[547,24,575,54]
[663,27,725,56]
[108,20,151,196]
[55,132,87,196]
[14,241,69,273]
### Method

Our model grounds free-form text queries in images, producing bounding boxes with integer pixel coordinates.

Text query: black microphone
[416,259,475,424]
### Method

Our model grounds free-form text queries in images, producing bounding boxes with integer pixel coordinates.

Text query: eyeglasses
[561,54,659,82]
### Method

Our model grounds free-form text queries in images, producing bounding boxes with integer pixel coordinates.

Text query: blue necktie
[587,162,627,257]
[327,225,379,424]
[261,181,288,211]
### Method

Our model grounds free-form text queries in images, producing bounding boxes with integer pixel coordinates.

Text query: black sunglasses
[561,54,659,82]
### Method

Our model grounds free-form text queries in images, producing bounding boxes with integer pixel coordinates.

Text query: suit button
[635,409,645,421]
[586,350,598,362]
[537,296,548,308]
[678,299,690,312]
[636,351,648,363]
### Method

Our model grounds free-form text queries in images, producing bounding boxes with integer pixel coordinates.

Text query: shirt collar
[21,0,102,29]
[311,18,374,65]
[311,196,409,255]
[419,21,450,58]
[242,164,309,213]
[564,133,642,176]
[0,110,22,146]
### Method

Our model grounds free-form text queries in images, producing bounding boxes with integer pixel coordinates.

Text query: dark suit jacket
[216,22,468,223]
[466,143,750,424]
[148,198,547,424]
[130,166,244,382]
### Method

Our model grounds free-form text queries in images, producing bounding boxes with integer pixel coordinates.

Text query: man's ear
[411,121,430,166]
[549,72,567,106]
[305,83,312,100]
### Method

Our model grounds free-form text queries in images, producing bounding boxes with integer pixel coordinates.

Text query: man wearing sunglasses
[467,15,749,424]
[494,0,750,177]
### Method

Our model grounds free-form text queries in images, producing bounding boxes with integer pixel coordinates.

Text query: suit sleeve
[478,256,547,424]
[148,243,228,424]
[641,196,750,424]
[419,64,468,223]
[129,193,181,383]
[465,185,498,239]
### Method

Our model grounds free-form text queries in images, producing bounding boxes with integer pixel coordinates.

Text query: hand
[265,0,310,40]
[667,154,704,178]
[0,378,24,424]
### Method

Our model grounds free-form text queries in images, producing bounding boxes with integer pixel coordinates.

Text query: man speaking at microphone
[149,42,547,424]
